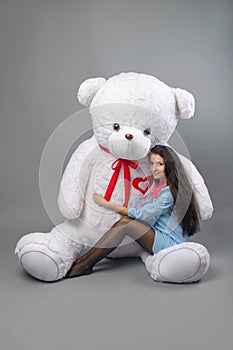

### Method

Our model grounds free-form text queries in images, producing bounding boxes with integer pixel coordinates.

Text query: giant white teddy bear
[15,72,213,283]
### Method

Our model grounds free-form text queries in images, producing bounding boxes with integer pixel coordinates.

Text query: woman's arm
[93,193,128,216]
[128,188,173,225]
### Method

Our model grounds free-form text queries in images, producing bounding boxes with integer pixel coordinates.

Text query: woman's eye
[113,123,120,131]
[144,128,151,136]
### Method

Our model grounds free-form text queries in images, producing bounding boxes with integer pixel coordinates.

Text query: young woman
[67,145,200,278]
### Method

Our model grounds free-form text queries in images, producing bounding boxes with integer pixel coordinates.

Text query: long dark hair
[149,145,200,237]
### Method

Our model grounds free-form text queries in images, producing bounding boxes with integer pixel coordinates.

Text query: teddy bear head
[77,72,195,160]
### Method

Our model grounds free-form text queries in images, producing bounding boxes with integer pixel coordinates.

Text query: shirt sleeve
[128,188,173,226]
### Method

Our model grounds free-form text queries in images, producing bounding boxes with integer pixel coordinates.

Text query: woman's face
[149,153,166,185]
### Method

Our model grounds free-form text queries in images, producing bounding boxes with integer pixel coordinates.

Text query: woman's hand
[93,192,128,216]
[93,193,109,208]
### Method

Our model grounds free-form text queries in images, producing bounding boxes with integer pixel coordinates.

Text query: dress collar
[153,182,168,198]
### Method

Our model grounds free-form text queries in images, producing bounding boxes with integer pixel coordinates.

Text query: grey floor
[1,211,233,350]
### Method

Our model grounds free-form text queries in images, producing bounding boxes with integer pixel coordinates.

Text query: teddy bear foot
[15,230,85,282]
[19,246,61,282]
[15,233,67,282]
[144,242,210,283]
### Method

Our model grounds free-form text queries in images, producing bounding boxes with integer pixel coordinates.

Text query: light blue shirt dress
[128,186,188,254]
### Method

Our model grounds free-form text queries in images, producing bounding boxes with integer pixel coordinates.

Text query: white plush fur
[15,72,213,282]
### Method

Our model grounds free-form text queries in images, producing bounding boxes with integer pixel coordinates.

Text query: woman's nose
[125,134,134,140]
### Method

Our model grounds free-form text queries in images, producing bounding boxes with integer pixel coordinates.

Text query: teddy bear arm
[58,137,97,219]
[178,154,213,220]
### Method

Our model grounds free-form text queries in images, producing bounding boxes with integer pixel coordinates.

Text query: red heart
[132,176,153,195]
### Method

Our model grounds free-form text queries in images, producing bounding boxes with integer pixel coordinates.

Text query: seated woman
[67,145,200,278]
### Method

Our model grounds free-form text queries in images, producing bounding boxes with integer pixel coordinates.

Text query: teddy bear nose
[125,134,134,140]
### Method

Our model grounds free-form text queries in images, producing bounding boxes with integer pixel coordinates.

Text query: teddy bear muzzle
[108,127,151,160]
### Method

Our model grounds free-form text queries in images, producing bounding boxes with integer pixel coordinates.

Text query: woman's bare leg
[66,217,155,278]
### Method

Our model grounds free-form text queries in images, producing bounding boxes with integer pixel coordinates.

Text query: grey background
[0,0,233,349]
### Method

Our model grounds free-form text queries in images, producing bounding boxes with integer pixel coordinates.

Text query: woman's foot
[66,261,93,278]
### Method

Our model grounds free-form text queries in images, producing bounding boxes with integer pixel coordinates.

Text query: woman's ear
[172,88,195,119]
[77,77,106,107]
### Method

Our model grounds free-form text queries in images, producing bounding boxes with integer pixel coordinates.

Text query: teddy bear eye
[144,128,151,136]
[113,123,120,131]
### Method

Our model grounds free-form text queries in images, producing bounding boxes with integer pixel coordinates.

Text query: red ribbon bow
[99,145,138,206]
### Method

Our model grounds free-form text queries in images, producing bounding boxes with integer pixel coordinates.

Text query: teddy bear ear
[77,77,106,107]
[172,88,195,119]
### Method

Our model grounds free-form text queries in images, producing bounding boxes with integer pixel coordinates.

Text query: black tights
[67,216,155,278]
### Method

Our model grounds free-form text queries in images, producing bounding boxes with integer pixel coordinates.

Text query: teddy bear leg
[15,222,86,282]
[143,242,210,283]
